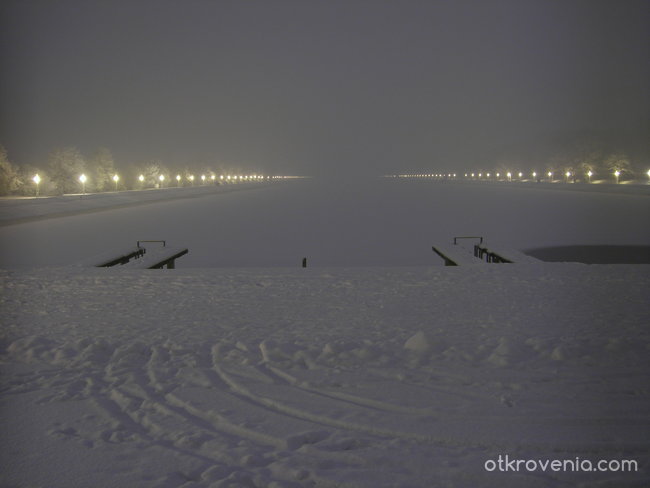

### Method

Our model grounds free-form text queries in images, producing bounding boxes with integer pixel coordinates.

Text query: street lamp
[189,174,195,185]
[159,174,165,187]
[565,171,571,183]
[79,174,87,194]
[201,174,206,184]
[614,170,620,184]
[112,174,119,191]
[176,174,181,186]
[506,172,512,181]
[547,171,553,181]
[587,170,593,183]
[138,174,145,187]
[33,174,41,196]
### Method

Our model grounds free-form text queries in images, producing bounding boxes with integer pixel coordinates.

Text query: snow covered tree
[47,147,86,195]
[137,160,168,188]
[87,147,116,192]
[0,145,22,195]
[603,153,632,179]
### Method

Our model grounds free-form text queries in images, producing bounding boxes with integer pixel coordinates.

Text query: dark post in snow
[302,257,307,268]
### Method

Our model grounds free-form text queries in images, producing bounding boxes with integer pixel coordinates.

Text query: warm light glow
[587,171,593,177]
[33,174,41,184]
[79,174,87,183]
[566,171,571,178]
[547,171,552,178]
[211,174,216,181]
[189,175,195,181]
[614,170,620,176]
[506,172,512,179]
[139,174,144,182]
[112,174,119,182]
[201,174,206,182]
[532,172,537,178]
[159,174,165,181]
[176,174,181,181]
[518,172,522,178]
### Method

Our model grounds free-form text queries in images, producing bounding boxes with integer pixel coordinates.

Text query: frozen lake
[0,178,648,268]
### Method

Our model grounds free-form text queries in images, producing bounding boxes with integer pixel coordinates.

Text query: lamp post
[112,174,119,191]
[176,174,181,186]
[138,174,145,188]
[79,174,87,194]
[159,174,165,188]
[565,171,571,183]
[33,174,41,196]
[614,170,620,184]
[201,174,206,185]
[547,171,553,182]
[587,170,593,183]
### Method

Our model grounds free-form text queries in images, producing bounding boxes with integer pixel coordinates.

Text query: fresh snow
[1,179,649,487]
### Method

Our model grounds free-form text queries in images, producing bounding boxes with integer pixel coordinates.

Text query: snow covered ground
[1,179,649,487]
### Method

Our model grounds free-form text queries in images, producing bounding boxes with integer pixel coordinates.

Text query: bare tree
[47,147,86,194]
[87,147,116,192]
[0,145,22,195]
[603,153,632,179]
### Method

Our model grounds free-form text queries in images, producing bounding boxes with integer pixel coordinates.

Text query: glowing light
[79,174,87,183]
[33,174,41,196]
[112,174,119,182]
[506,172,512,181]
[518,172,523,178]
[176,174,181,181]
[79,174,87,194]
[211,174,216,181]
[201,174,206,183]
[138,174,145,183]
[614,170,620,184]
[532,172,537,178]
[159,174,165,182]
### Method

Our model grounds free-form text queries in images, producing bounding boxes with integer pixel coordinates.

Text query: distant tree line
[485,137,646,183]
[0,144,263,196]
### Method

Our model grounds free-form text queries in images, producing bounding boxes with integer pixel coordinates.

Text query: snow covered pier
[433,236,542,266]
[82,241,189,269]
[432,244,486,266]
[474,243,542,264]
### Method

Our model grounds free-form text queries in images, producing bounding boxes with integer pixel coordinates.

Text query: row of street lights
[30,172,270,195]
[394,169,650,183]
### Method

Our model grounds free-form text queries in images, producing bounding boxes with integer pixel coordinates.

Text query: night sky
[1,0,648,177]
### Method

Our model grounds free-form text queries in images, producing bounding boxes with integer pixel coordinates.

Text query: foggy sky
[1,0,648,176]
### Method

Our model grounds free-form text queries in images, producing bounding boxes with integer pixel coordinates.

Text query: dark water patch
[525,245,650,264]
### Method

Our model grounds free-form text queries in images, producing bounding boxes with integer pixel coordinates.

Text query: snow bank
[1,264,649,486]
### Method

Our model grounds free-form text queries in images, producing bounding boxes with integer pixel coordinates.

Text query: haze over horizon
[1,0,648,177]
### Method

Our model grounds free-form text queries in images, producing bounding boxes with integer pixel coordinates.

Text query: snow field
[1,264,649,487]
